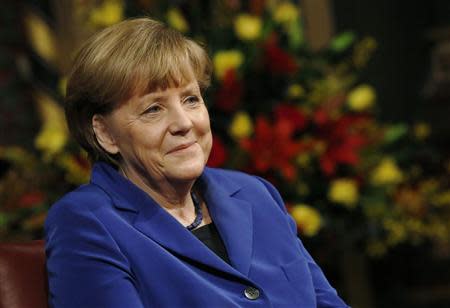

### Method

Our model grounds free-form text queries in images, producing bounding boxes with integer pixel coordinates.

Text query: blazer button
[244,286,260,300]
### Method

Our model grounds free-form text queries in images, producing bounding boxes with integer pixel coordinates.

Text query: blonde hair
[65,17,212,165]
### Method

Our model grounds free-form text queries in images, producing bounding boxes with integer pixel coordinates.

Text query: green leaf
[330,31,356,52]
[0,213,8,227]
[287,19,303,50]
[384,124,408,143]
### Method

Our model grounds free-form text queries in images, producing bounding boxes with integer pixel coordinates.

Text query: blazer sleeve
[256,177,350,308]
[45,200,145,308]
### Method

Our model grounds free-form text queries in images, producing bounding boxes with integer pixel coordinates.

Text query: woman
[45,17,349,307]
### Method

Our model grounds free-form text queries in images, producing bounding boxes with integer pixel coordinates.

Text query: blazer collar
[90,162,152,213]
[198,168,254,276]
[90,163,254,278]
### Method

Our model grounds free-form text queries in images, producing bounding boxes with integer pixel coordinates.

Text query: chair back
[0,240,48,308]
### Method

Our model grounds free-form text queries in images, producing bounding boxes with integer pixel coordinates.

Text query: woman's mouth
[167,142,196,154]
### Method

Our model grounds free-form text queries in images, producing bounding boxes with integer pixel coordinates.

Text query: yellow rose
[24,11,56,64]
[0,146,35,167]
[234,14,262,41]
[347,84,376,111]
[431,190,450,206]
[353,37,377,68]
[419,179,439,194]
[57,153,91,185]
[290,204,322,237]
[22,212,47,231]
[287,83,305,99]
[229,112,253,139]
[166,8,189,33]
[328,178,359,208]
[313,140,326,155]
[296,153,310,167]
[89,0,124,27]
[405,219,424,233]
[273,2,300,24]
[34,91,68,159]
[35,128,67,159]
[213,50,244,80]
[383,219,406,245]
[366,240,387,257]
[296,183,309,196]
[370,157,403,186]
[427,222,449,241]
[59,77,67,97]
[413,122,431,140]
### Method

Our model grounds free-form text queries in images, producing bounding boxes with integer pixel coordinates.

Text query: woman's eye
[143,105,161,114]
[184,96,200,106]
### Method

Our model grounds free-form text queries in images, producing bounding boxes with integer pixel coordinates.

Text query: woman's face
[96,80,212,185]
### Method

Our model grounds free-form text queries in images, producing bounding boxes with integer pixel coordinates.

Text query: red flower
[315,111,370,175]
[274,104,308,131]
[207,134,228,167]
[18,191,45,208]
[241,115,306,181]
[74,153,90,170]
[215,69,243,112]
[250,0,265,15]
[313,108,330,126]
[264,34,298,75]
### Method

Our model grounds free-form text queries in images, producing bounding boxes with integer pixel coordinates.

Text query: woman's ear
[92,114,120,155]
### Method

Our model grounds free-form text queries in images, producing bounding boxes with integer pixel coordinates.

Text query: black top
[191,222,231,265]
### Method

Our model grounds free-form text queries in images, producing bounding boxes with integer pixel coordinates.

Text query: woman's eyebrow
[180,85,200,97]
[139,93,167,103]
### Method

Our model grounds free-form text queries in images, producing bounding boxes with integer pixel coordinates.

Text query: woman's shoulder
[45,183,112,229]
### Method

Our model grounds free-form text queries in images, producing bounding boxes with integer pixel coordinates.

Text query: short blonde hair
[65,17,212,165]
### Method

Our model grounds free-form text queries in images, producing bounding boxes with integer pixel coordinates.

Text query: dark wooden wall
[334,0,450,146]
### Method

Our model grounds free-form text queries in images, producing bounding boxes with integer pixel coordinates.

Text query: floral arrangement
[1,0,449,257]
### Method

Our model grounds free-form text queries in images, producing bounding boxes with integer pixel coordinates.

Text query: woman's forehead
[147,77,198,93]
[133,65,197,93]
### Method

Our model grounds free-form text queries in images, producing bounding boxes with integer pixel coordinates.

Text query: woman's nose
[168,105,193,135]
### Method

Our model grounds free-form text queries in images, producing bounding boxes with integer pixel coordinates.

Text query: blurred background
[0,1,449,307]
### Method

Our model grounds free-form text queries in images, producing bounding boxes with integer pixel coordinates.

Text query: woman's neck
[119,164,201,226]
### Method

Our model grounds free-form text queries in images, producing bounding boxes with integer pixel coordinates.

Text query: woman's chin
[165,160,206,182]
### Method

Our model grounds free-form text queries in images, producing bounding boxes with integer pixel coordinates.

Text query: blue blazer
[45,162,348,307]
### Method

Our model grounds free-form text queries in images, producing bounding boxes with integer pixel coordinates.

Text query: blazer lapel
[132,204,245,279]
[200,168,254,276]
[91,163,247,279]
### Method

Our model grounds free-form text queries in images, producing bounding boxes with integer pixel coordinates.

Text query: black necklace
[186,191,203,231]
